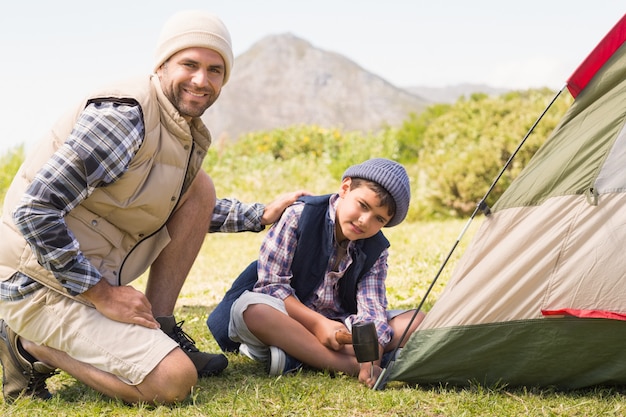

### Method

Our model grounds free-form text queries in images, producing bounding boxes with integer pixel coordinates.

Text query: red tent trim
[542,308,626,321]
[567,14,626,98]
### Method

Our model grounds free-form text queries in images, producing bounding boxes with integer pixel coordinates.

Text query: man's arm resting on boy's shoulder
[259,190,309,225]
[283,295,347,351]
[209,190,309,233]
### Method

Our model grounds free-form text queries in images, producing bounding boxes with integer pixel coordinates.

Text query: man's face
[156,47,226,120]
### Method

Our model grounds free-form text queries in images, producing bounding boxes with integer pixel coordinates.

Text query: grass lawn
[2,219,626,416]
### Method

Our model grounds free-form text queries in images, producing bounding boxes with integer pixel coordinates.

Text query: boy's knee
[242,303,271,328]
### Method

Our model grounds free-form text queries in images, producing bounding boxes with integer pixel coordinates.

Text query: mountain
[407,84,511,104]
[202,33,430,141]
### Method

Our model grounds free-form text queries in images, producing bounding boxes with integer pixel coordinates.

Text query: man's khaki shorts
[0,286,178,385]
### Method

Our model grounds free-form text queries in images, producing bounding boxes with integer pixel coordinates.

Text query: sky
[0,0,624,152]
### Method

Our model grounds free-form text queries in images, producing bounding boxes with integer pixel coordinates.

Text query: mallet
[335,321,379,379]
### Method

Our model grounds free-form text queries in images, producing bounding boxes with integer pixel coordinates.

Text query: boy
[208,158,423,387]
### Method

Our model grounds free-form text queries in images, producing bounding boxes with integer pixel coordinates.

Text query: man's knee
[176,170,216,210]
[144,349,197,403]
[190,171,216,205]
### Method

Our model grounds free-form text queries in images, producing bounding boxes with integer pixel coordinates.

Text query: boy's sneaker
[157,316,228,377]
[0,319,57,403]
[267,346,303,376]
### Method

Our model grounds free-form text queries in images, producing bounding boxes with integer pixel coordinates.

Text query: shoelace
[27,369,57,398]
[172,321,200,353]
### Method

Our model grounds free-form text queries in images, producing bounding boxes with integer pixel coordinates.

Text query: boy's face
[335,178,391,242]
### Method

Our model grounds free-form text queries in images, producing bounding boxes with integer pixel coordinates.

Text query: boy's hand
[358,362,382,388]
[335,330,353,345]
[315,319,349,351]
[284,296,349,350]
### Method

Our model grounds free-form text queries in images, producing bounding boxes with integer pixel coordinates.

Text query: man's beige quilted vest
[0,75,212,305]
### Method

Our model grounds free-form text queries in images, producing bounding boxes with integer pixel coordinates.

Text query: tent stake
[373,85,567,390]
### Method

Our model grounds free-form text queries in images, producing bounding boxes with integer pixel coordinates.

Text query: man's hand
[260,190,310,226]
[82,280,160,329]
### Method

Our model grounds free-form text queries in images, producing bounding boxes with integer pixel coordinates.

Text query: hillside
[201,33,430,141]
[407,84,511,104]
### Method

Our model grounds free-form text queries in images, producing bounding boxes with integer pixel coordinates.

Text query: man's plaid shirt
[1,101,264,301]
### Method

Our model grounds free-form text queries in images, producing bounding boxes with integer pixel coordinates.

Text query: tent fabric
[389,318,626,389]
[495,42,626,210]
[567,14,626,98]
[405,193,626,331]
[388,16,626,389]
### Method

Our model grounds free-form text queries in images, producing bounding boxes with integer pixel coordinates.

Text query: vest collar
[150,75,212,152]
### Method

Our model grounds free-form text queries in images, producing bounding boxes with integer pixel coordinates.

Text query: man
[0,10,304,404]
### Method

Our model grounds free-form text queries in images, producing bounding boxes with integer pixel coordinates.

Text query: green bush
[202,88,570,220]
[395,103,451,164]
[1,88,572,220]
[417,89,572,217]
[204,125,403,203]
[0,146,24,206]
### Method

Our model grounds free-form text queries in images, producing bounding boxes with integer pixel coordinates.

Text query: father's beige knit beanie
[154,10,234,85]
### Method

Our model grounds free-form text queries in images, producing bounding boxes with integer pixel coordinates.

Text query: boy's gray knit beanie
[342,158,411,227]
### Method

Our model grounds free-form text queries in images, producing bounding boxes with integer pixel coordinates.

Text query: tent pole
[373,84,567,390]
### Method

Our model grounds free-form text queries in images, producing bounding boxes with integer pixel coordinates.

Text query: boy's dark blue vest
[207,194,390,352]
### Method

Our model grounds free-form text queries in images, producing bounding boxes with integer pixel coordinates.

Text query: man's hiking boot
[0,319,57,403]
[157,315,228,377]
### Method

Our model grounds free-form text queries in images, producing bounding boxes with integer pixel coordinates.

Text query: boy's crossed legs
[229,291,424,386]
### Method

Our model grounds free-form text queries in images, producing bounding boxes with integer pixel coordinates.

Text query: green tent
[389,14,626,389]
